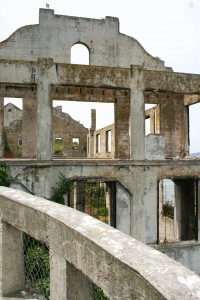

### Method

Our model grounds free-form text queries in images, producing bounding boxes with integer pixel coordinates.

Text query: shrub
[163,201,174,218]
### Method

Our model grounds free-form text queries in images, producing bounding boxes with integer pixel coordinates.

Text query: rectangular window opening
[72,138,80,151]
[96,134,100,153]
[106,130,112,152]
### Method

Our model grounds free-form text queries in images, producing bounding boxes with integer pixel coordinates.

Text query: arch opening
[71,43,90,65]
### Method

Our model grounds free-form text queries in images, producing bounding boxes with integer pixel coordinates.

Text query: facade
[0,8,200,276]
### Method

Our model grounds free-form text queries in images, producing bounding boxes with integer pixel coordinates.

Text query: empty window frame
[96,134,100,153]
[54,138,63,155]
[72,138,80,150]
[106,130,112,152]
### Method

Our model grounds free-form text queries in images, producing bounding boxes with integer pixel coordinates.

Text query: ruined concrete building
[4,103,88,158]
[0,9,200,276]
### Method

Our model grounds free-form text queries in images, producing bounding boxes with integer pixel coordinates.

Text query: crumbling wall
[0,9,168,70]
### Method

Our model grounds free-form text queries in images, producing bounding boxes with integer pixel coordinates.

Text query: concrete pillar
[87,130,95,158]
[150,108,155,134]
[22,97,37,158]
[160,95,188,158]
[66,261,95,300]
[0,97,4,157]
[114,91,130,159]
[50,250,95,300]
[36,58,53,160]
[174,182,181,241]
[90,109,96,131]
[87,109,96,158]
[50,250,67,300]
[0,221,25,296]
[130,66,145,160]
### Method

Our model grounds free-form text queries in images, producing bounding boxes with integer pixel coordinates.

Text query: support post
[0,220,25,296]
[22,97,37,158]
[129,66,145,160]
[36,58,53,160]
[50,250,95,300]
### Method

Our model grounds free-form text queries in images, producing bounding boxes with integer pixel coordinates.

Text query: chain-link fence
[23,234,50,300]
[23,233,109,300]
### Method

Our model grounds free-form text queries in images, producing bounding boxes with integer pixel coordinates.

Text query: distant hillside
[190,152,200,157]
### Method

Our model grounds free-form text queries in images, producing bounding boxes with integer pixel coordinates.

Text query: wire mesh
[23,233,50,300]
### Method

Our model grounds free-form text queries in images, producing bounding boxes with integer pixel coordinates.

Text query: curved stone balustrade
[1,187,200,299]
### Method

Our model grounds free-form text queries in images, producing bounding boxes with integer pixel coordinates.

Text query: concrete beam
[144,70,200,94]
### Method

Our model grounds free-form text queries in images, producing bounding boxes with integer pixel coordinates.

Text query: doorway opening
[158,178,198,243]
[68,179,116,226]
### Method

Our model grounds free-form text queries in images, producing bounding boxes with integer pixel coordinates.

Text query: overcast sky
[0,0,200,152]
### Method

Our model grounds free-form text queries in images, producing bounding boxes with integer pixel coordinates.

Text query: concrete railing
[1,187,200,300]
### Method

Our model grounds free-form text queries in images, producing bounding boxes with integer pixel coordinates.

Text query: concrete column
[150,108,155,134]
[174,182,181,241]
[90,109,96,131]
[0,97,4,157]
[50,250,67,300]
[66,261,95,300]
[22,97,37,158]
[0,221,25,296]
[130,66,145,160]
[36,58,53,160]
[114,91,130,158]
[50,250,95,300]
[160,95,188,158]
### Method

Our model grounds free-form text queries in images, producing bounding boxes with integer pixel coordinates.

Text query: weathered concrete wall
[1,187,200,299]
[160,95,188,158]
[0,9,167,71]
[22,98,37,158]
[145,134,165,160]
[52,106,88,158]
[5,159,200,245]
[93,124,115,158]
[116,182,131,235]
[153,241,200,276]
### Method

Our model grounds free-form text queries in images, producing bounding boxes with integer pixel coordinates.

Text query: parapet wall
[1,187,200,299]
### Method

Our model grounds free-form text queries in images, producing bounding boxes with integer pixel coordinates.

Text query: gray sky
[0,0,200,152]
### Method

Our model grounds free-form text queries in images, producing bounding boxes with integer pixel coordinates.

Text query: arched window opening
[71,43,89,65]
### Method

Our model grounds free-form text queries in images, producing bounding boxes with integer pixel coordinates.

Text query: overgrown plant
[0,162,12,187]
[50,173,74,204]
[163,201,174,218]
[23,234,50,300]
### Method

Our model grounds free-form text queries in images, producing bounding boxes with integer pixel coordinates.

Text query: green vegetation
[85,183,108,223]
[24,235,50,299]
[72,141,79,150]
[54,138,62,155]
[0,163,12,187]
[17,144,22,154]
[94,286,109,300]
[50,173,74,204]
[163,201,174,218]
